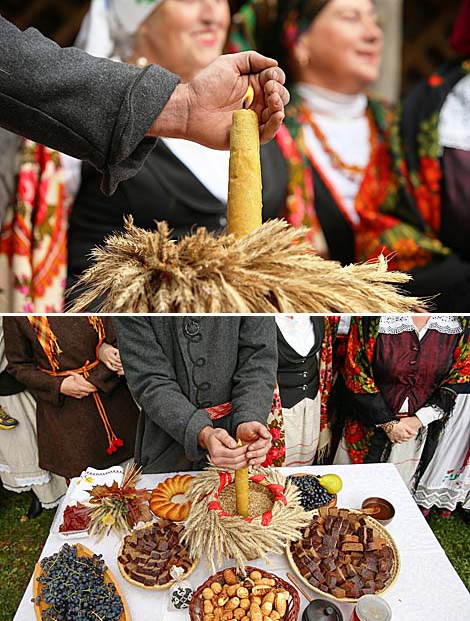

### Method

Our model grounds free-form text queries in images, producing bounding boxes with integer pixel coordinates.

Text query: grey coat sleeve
[229,317,278,434]
[0,16,180,195]
[113,317,212,463]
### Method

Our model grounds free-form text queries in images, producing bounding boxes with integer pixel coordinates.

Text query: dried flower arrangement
[85,463,153,539]
[183,465,313,573]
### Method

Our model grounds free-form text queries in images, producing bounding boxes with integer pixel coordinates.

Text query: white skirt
[334,427,427,491]
[0,390,67,508]
[414,394,470,511]
[283,393,321,467]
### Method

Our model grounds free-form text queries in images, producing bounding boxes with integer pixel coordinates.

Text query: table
[13,464,470,621]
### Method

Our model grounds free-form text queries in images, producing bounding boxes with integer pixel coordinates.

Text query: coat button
[219,216,227,226]
[409,360,417,365]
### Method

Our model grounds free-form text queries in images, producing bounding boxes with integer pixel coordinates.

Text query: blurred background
[0,0,462,101]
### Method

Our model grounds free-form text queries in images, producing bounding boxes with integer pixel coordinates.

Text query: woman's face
[136,0,231,81]
[294,0,383,94]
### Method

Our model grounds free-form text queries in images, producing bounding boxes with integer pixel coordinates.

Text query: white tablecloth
[13,464,470,621]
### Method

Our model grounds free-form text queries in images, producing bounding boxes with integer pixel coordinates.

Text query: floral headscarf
[230,0,331,80]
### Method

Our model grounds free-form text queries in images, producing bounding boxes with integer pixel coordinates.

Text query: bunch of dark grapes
[32,543,124,621]
[288,475,334,511]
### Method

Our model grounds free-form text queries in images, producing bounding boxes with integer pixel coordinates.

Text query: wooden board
[33,542,131,621]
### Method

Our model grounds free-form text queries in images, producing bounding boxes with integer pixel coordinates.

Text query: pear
[317,474,343,495]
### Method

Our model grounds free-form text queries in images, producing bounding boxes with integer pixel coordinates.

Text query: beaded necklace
[301,104,378,181]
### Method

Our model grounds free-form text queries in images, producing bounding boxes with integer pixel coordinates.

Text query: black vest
[276,317,324,409]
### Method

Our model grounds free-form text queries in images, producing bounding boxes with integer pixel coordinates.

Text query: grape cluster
[32,543,124,621]
[288,475,334,511]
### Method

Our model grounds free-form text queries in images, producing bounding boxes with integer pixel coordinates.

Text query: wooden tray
[286,508,400,603]
[33,543,130,621]
[117,521,199,590]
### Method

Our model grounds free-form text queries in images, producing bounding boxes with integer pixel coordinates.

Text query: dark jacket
[0,16,179,194]
[113,316,277,473]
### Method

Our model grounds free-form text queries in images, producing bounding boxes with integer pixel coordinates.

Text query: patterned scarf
[27,316,106,370]
[277,89,451,268]
[0,141,71,312]
[398,59,470,237]
[317,316,339,461]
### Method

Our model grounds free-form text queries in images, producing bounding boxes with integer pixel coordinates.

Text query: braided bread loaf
[150,474,194,521]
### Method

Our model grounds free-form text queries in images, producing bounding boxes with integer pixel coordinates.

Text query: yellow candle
[227,87,263,238]
[235,439,249,518]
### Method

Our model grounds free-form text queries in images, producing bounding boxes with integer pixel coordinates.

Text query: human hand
[198,426,249,469]
[237,421,272,467]
[386,419,417,444]
[99,344,124,375]
[151,51,289,149]
[60,372,97,399]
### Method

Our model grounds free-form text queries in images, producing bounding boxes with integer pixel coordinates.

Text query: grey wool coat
[0,16,180,195]
[113,317,278,474]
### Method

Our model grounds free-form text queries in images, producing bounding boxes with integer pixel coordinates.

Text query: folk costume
[0,1,180,311]
[3,316,139,479]
[275,315,338,467]
[230,0,470,311]
[0,318,66,508]
[334,316,470,491]
[398,0,470,265]
[65,0,287,302]
[113,317,278,474]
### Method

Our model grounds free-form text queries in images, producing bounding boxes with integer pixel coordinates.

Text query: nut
[203,587,215,600]
[255,578,276,587]
[233,609,245,621]
[223,569,238,585]
[250,602,263,621]
[211,582,223,594]
[217,596,229,607]
[204,600,215,614]
[227,584,239,597]
[236,587,249,599]
[250,571,263,581]
[239,599,251,611]
[226,597,241,611]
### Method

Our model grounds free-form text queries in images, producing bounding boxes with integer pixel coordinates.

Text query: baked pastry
[150,474,193,521]
[118,520,196,589]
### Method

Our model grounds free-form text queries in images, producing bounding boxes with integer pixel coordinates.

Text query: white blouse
[275,315,316,357]
[296,82,370,225]
[439,72,470,152]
